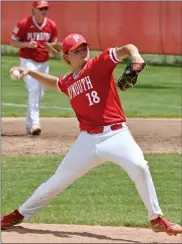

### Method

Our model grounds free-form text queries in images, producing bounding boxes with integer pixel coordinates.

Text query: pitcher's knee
[130,160,149,181]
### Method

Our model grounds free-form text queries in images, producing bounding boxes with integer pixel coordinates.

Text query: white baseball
[10,69,21,80]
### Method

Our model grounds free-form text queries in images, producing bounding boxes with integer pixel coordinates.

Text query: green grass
[2,154,181,227]
[2,55,181,118]
[2,45,182,66]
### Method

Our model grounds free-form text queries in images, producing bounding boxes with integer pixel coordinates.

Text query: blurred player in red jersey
[3,34,182,236]
[11,1,59,135]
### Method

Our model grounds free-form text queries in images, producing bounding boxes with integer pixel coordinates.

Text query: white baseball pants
[19,123,163,221]
[20,58,49,130]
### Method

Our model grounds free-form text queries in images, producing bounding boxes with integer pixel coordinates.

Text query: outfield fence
[1,1,182,55]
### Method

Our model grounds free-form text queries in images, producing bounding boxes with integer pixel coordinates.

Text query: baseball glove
[117,63,146,91]
[44,42,62,57]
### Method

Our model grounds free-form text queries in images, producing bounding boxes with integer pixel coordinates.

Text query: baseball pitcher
[2,34,182,236]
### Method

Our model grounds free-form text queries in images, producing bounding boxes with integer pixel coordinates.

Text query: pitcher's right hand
[10,67,30,80]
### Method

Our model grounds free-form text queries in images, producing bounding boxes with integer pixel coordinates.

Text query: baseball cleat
[31,125,41,136]
[1,210,24,230]
[151,216,182,236]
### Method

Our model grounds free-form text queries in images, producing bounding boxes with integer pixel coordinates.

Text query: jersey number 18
[86,91,100,106]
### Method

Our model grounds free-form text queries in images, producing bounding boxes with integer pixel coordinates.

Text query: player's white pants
[19,123,163,221]
[20,58,49,130]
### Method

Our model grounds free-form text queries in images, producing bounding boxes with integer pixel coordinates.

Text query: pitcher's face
[33,6,48,19]
[66,44,90,67]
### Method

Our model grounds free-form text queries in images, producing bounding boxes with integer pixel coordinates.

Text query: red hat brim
[69,41,88,52]
[36,3,48,8]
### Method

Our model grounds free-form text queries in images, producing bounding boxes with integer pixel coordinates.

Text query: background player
[11,1,60,135]
[2,34,182,236]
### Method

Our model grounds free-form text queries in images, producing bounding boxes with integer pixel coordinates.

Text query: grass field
[2,55,182,118]
[2,154,181,227]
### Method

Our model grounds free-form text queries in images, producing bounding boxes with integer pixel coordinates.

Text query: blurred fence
[1,1,182,55]
[1,44,182,66]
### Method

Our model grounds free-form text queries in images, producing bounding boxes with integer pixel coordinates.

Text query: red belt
[87,124,122,134]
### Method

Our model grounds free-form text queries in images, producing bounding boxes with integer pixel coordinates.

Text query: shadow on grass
[4,225,141,243]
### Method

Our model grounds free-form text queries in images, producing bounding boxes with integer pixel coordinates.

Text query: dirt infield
[2,118,181,156]
[2,118,182,243]
[2,224,182,243]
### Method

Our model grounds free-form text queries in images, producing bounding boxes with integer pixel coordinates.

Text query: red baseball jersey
[12,16,57,62]
[57,48,126,131]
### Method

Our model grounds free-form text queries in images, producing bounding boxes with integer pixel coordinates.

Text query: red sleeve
[12,19,26,41]
[50,22,58,42]
[93,48,122,74]
[56,77,67,94]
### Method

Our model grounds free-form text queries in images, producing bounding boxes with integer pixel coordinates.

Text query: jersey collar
[32,16,47,30]
[73,70,82,80]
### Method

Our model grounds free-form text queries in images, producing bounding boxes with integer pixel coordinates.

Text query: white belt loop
[103,125,111,133]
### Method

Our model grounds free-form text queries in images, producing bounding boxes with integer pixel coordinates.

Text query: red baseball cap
[32,1,48,8]
[62,34,88,54]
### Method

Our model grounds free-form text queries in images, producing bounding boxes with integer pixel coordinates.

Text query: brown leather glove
[117,63,146,91]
